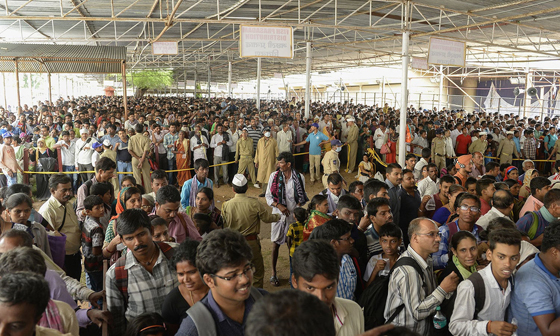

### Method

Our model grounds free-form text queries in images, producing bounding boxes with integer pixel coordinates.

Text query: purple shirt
[44,269,90,327]
[168,212,202,243]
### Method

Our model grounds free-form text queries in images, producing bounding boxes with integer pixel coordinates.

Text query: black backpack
[359,256,424,330]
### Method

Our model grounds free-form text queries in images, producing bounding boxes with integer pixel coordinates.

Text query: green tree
[127,70,173,98]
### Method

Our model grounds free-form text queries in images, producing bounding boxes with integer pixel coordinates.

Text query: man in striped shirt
[384,217,459,335]
[247,118,263,152]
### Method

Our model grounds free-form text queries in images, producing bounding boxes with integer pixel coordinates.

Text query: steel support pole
[48,73,52,103]
[2,73,6,109]
[194,71,198,97]
[439,65,444,110]
[14,59,20,113]
[207,65,211,102]
[256,58,261,110]
[228,61,232,97]
[122,62,128,120]
[524,71,531,118]
[398,2,410,168]
[381,76,385,107]
[184,70,187,98]
[305,41,311,118]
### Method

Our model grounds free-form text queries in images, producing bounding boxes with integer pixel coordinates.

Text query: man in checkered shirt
[106,209,178,336]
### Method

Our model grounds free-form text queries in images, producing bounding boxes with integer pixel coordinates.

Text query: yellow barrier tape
[367,148,388,168]
[408,151,555,162]
[24,151,315,175]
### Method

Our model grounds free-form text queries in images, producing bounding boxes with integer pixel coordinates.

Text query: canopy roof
[0,43,127,73]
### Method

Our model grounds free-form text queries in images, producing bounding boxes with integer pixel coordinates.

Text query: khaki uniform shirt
[469,139,487,155]
[100,148,117,162]
[39,196,81,255]
[322,150,340,175]
[553,139,560,160]
[128,134,150,158]
[347,125,359,144]
[497,139,518,158]
[221,194,280,236]
[235,137,254,160]
[431,137,446,158]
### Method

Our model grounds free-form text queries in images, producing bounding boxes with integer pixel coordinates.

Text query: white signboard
[211,82,217,87]
[152,42,178,55]
[411,57,429,70]
[428,37,466,67]
[187,80,196,86]
[274,73,283,78]
[218,84,227,90]
[232,84,238,89]
[240,25,293,58]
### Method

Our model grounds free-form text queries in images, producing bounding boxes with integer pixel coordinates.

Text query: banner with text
[152,42,178,55]
[240,25,293,58]
[411,57,429,70]
[428,37,466,67]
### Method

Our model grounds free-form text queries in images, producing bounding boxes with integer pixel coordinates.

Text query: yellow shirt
[38,196,81,255]
[128,133,150,158]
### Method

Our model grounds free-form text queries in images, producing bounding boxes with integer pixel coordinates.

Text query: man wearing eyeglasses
[385,217,459,335]
[176,229,267,336]
[433,193,484,270]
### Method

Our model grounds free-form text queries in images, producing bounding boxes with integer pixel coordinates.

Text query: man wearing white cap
[346,117,359,173]
[221,174,280,288]
[74,128,96,183]
[497,131,519,165]
[469,131,487,155]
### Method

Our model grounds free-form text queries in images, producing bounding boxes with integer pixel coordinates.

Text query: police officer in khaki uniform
[235,127,258,188]
[346,117,359,173]
[321,139,342,188]
[221,174,280,288]
[547,136,560,161]
[469,131,488,155]
[431,128,447,172]
[128,123,152,193]
[497,131,519,165]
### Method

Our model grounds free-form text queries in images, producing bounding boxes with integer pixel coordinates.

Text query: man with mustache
[106,209,178,336]
[38,174,83,281]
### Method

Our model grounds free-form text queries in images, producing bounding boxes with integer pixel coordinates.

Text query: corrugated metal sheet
[0,43,127,73]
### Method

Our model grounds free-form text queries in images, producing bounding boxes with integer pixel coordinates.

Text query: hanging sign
[411,57,429,70]
[152,42,178,55]
[428,37,466,67]
[240,25,293,58]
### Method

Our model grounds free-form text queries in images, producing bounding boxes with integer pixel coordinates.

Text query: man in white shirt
[417,163,439,198]
[449,229,521,336]
[411,130,428,156]
[276,122,293,153]
[53,130,77,191]
[74,128,95,183]
[414,148,431,181]
[209,124,232,187]
[190,125,209,163]
[373,122,387,151]
[476,190,515,230]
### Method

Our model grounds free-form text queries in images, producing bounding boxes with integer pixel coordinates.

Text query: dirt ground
[32,170,357,292]
[212,169,357,292]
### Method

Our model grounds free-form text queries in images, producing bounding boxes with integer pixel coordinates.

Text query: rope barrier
[408,151,555,162]
[367,148,388,168]
[23,150,315,175]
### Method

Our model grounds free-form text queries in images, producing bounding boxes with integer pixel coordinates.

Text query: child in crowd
[287,207,306,288]
[150,215,174,244]
[192,212,213,237]
[91,142,103,167]
[90,182,113,229]
[302,194,330,241]
[81,195,105,292]
[363,223,402,286]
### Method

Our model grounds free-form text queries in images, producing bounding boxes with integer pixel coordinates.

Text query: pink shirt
[168,212,202,243]
[519,195,543,218]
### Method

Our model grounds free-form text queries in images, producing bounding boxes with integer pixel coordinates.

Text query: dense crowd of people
[0,95,559,336]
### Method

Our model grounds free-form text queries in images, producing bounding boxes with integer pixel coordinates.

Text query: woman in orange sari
[175,130,191,186]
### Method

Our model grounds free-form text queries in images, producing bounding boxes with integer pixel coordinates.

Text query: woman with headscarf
[102,186,142,260]
[519,168,538,199]
[503,166,520,182]
[175,130,191,186]
[30,138,57,201]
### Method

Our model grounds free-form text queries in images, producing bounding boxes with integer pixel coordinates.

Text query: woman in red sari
[175,130,191,186]
[385,125,397,164]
